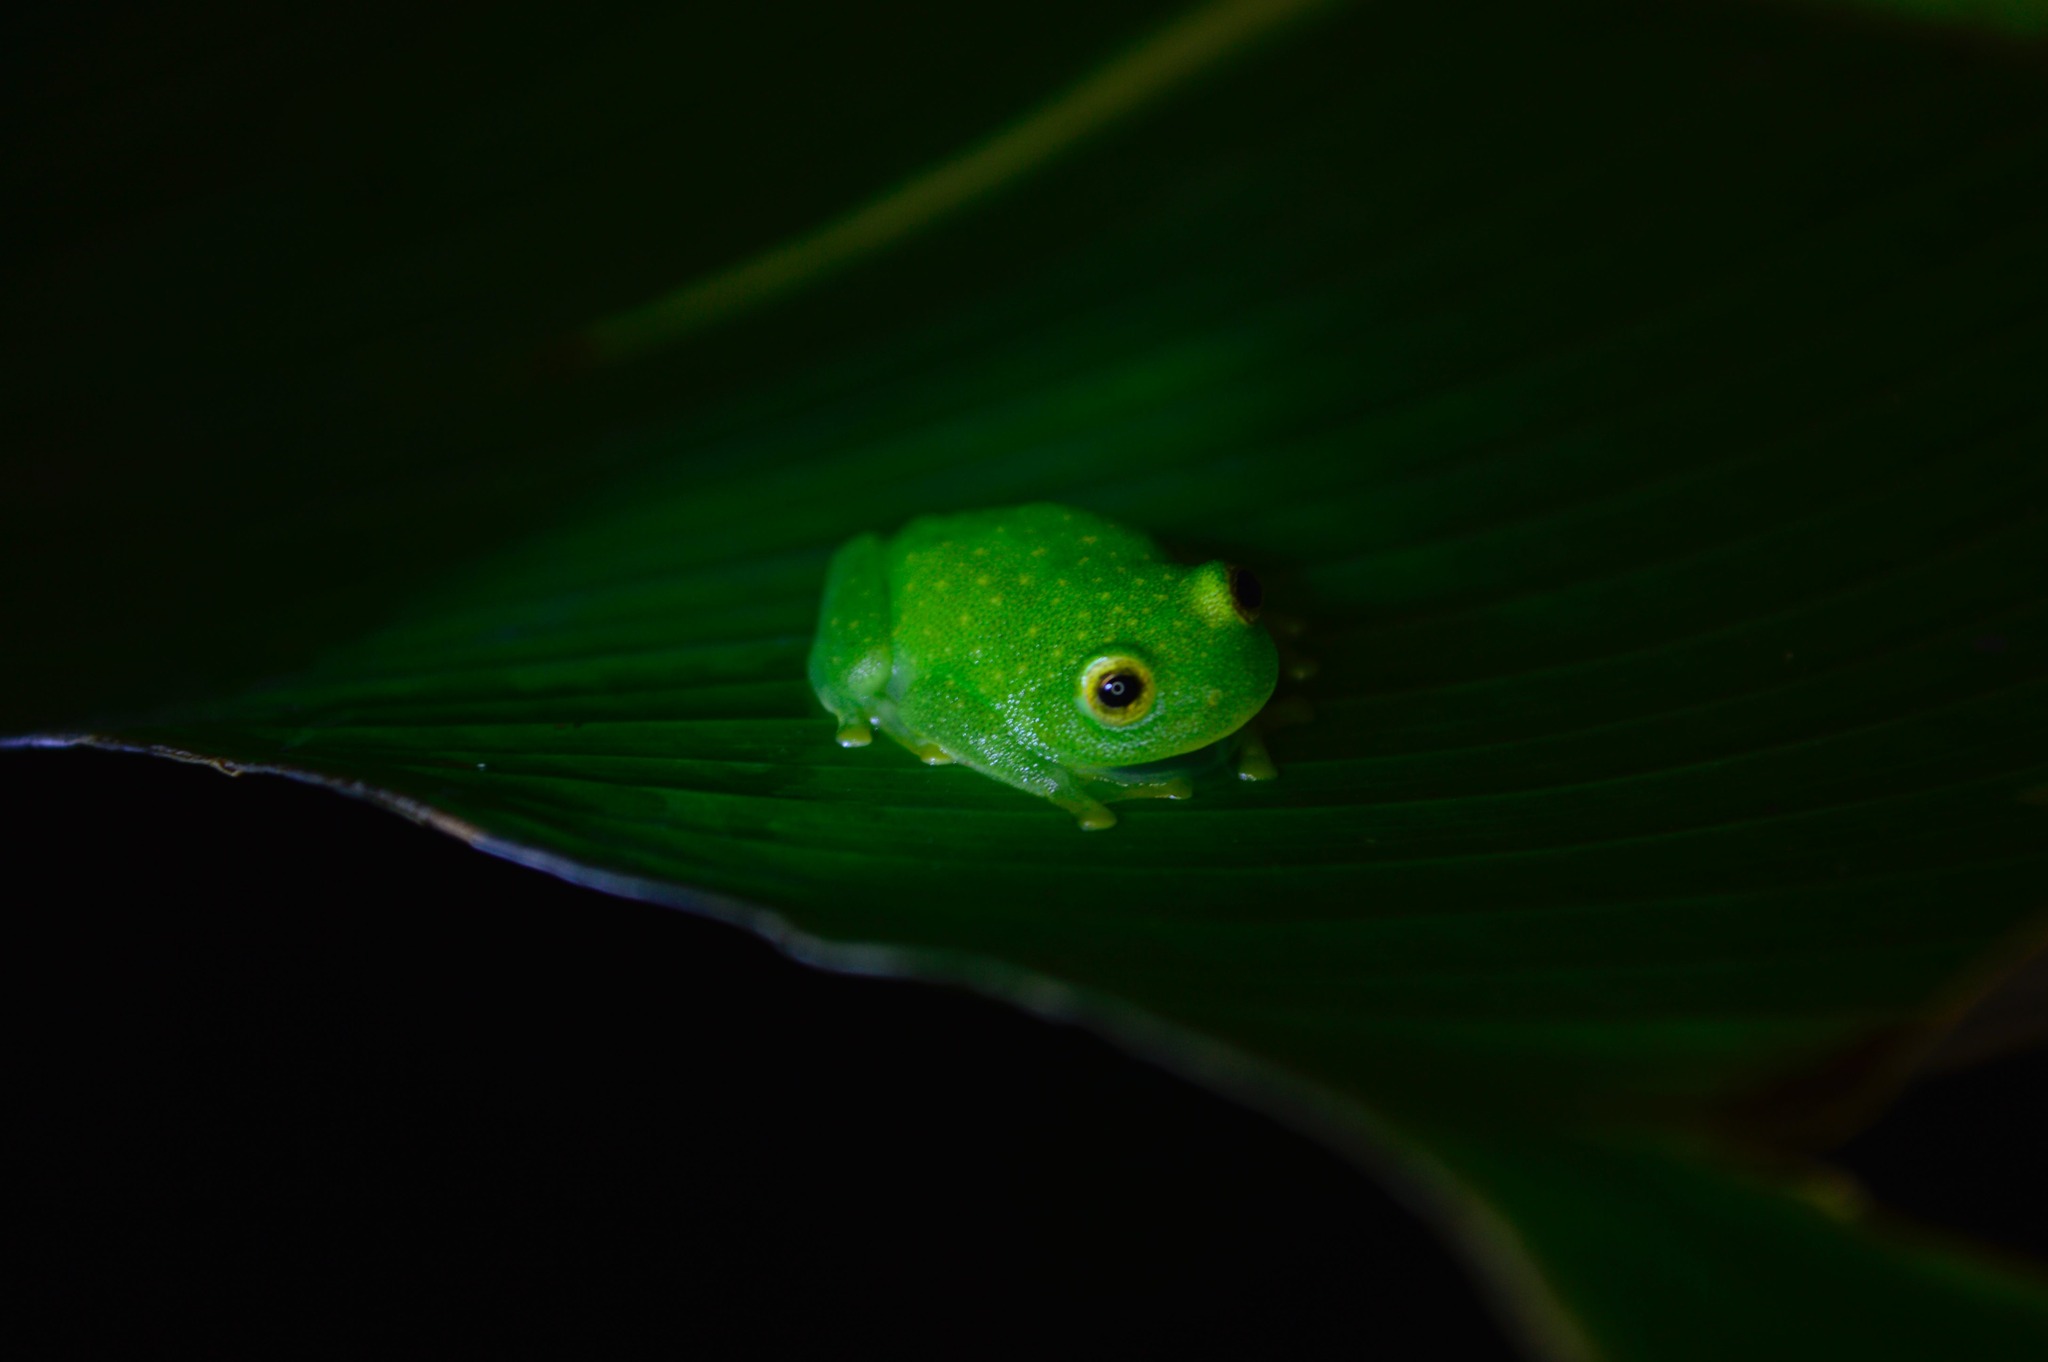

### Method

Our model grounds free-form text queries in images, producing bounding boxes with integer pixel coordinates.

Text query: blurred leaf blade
[1428,1125,2048,1359]
[7,0,2048,1356]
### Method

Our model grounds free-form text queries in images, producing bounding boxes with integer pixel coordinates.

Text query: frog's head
[1049,560,1279,768]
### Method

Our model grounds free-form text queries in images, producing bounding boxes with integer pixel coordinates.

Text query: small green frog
[808,503,1279,829]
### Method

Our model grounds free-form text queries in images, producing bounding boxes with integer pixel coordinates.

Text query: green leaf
[1427,1126,2048,1359]
[8,0,2048,1355]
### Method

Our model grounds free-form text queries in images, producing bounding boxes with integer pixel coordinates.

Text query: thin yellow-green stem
[581,0,1347,363]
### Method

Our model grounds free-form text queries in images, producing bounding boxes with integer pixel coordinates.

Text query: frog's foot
[885,730,956,766]
[1234,726,1278,782]
[1054,792,1119,831]
[1232,696,1311,782]
[872,711,957,765]
[834,718,875,748]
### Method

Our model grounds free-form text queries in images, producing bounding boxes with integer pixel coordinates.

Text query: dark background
[6,8,2046,1347]
[9,747,2044,1355]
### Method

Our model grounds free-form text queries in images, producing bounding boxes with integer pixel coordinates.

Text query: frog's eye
[1081,654,1156,726]
[1227,565,1263,623]
[1184,560,1263,629]
[1097,671,1145,710]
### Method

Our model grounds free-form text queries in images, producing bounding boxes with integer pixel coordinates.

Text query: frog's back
[885,503,1170,680]
[890,503,1159,560]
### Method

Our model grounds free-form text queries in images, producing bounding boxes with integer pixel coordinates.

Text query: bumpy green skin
[808,503,1279,828]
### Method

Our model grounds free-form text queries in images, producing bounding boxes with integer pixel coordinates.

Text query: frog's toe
[1075,804,1118,831]
[1236,750,1279,782]
[874,721,955,765]
[835,721,874,748]
[1234,728,1279,782]
[1051,788,1119,829]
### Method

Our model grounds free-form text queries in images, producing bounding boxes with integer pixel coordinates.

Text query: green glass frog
[808,503,1279,829]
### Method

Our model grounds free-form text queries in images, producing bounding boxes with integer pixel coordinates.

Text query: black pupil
[1231,567,1264,614]
[1097,672,1144,710]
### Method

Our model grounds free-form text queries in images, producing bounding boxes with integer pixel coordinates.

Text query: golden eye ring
[1080,655,1156,726]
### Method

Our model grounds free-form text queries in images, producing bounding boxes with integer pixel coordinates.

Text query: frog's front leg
[1232,693,1313,781]
[1232,724,1278,782]
[1039,773,1122,831]
[1079,764,1196,803]
[958,735,1125,831]
[872,708,958,767]
[807,533,895,747]
[896,689,1122,830]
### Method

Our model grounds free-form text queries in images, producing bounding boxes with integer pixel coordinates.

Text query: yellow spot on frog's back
[934,579,950,591]
[990,595,1004,606]
[975,574,990,586]
[1016,663,1029,675]
[1098,591,1112,601]
[973,547,988,556]
[1206,688,1222,707]
[1028,625,1040,637]
[1031,546,1047,557]
[959,614,973,627]
[1081,535,1097,544]
[1056,578,1068,587]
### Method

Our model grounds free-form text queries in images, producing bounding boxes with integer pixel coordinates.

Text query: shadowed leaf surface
[7,1,2047,1355]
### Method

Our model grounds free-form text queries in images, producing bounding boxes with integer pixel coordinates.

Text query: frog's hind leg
[807,533,895,748]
